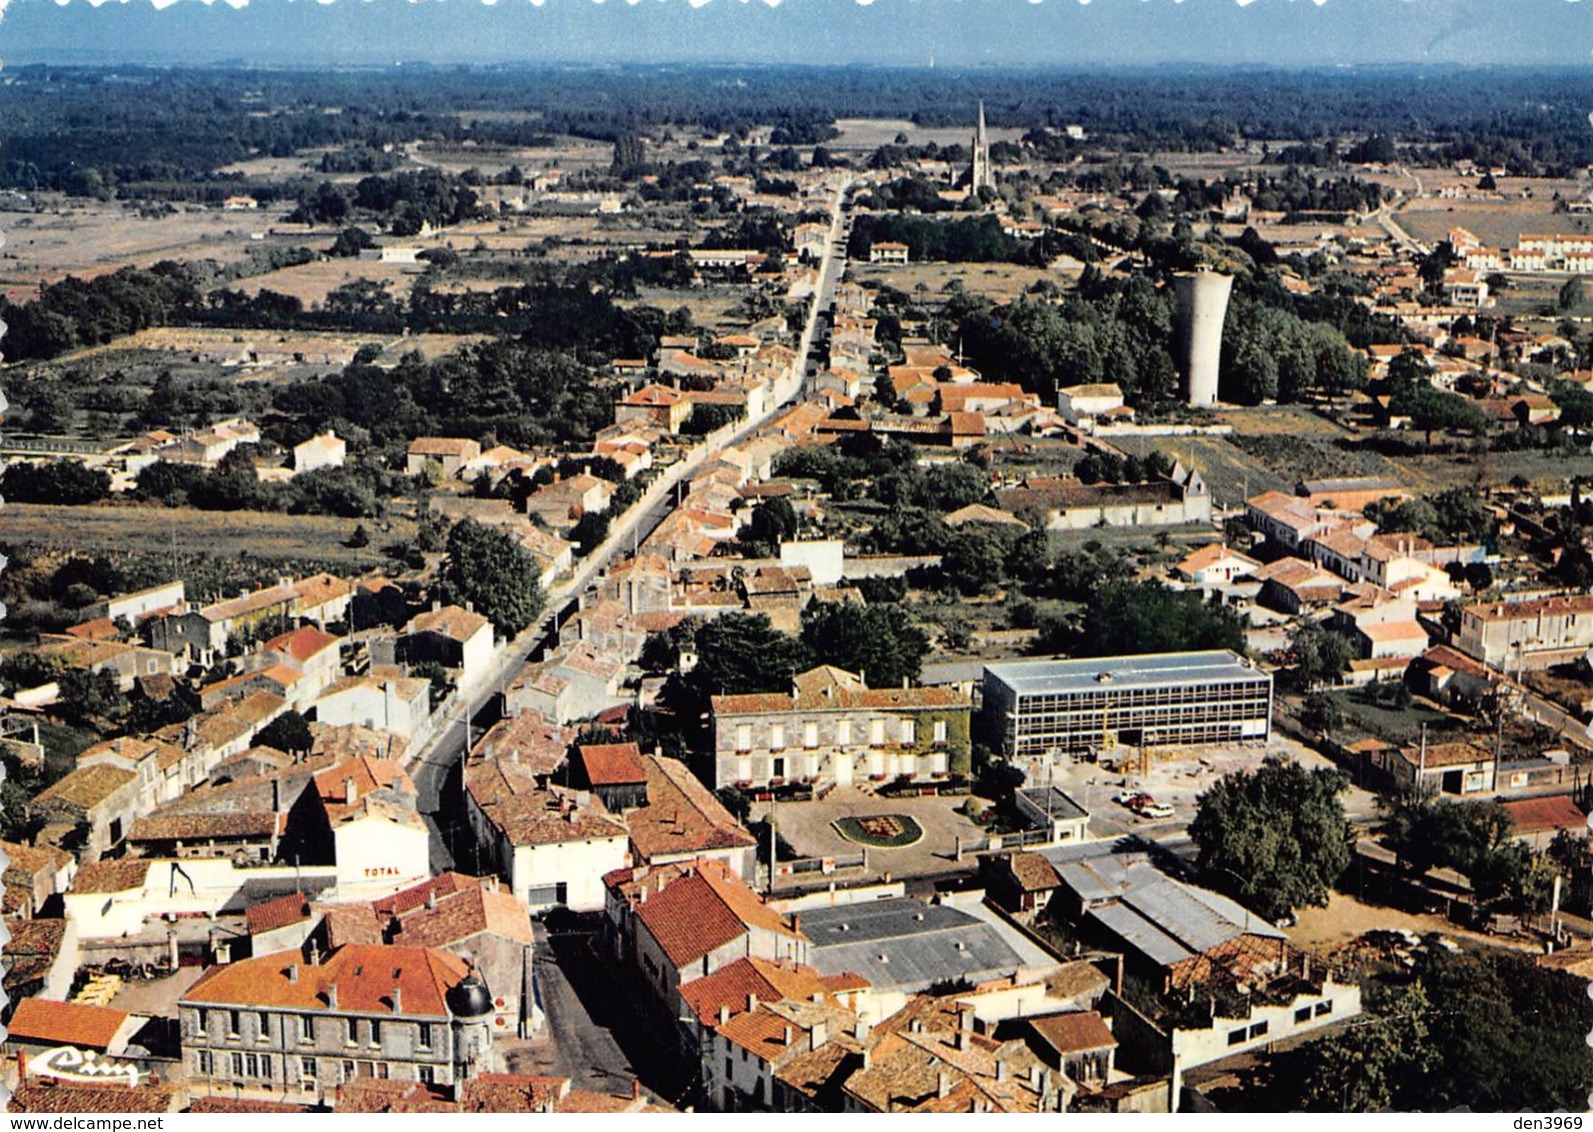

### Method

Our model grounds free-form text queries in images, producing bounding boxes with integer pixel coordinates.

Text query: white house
[292,432,347,475]
[312,673,434,747]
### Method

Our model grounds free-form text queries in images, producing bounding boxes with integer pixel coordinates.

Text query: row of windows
[1226,1000,1333,1047]
[195,1050,437,1088]
[1010,721,1254,755]
[1012,701,1268,736]
[733,718,949,752]
[197,1010,432,1051]
[1011,683,1270,712]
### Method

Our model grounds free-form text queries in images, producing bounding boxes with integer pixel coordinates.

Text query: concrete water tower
[1174,268,1234,408]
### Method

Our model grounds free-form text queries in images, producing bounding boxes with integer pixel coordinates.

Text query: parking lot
[1038,733,1383,841]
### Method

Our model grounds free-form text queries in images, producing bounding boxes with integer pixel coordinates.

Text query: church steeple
[969,100,994,197]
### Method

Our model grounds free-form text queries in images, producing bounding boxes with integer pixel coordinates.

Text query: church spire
[969,100,994,197]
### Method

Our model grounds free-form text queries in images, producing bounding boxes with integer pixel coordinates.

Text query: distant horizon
[0,0,1589,69]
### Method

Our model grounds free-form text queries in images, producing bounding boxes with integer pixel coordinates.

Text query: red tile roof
[628,858,797,969]
[265,625,342,663]
[579,742,648,786]
[245,892,313,937]
[8,998,130,1050]
[627,756,756,861]
[1503,794,1588,836]
[679,956,839,1026]
[182,943,469,1018]
[9,1081,177,1114]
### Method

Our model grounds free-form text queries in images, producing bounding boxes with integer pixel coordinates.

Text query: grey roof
[802,899,1026,993]
[1047,845,1280,971]
[919,661,988,687]
[983,651,1270,697]
[1297,477,1399,496]
[1020,786,1088,823]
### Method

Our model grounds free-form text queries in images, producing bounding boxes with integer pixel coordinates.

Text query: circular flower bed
[832,813,924,849]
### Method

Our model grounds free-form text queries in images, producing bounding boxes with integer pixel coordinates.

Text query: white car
[1138,802,1174,820]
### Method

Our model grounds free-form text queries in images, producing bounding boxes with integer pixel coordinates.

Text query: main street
[412,176,855,869]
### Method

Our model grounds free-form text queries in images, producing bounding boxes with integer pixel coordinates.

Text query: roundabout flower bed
[832,813,924,849]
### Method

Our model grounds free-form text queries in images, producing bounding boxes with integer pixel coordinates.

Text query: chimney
[959,1005,975,1034]
[345,777,358,806]
[957,1027,970,1052]
[327,984,339,1010]
[747,992,758,1013]
[810,1019,827,1049]
[856,1018,870,1042]
[631,1078,641,1101]
[995,1058,1008,1084]
[272,778,283,815]
[392,986,402,1014]
[426,889,438,911]
[718,1005,730,1026]
[309,942,321,967]
[792,913,801,935]
[287,963,299,984]
[783,1024,794,1046]
[861,1047,872,1071]
[937,1071,951,1099]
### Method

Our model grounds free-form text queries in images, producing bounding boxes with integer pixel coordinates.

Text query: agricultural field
[1,502,415,572]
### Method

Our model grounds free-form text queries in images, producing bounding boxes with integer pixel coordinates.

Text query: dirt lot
[3,502,413,571]
[849,261,1055,305]
[232,258,426,307]
[1289,889,1536,955]
[0,196,290,295]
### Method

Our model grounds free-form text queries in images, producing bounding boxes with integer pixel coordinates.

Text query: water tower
[1174,268,1234,408]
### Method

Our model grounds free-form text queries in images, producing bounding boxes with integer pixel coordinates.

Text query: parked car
[1138,802,1174,820]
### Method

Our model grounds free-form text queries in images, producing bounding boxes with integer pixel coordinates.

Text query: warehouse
[981,651,1273,760]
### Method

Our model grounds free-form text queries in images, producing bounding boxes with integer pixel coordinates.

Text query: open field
[2,502,414,570]
[232,258,426,307]
[1111,434,1288,507]
[1399,197,1593,249]
[0,196,295,296]
[848,261,1054,305]
[830,118,1027,153]
[55,326,486,369]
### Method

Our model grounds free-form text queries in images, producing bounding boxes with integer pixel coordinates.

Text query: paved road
[409,175,856,870]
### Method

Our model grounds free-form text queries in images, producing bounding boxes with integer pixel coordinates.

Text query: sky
[0,0,1590,68]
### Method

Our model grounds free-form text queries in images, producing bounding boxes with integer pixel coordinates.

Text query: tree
[1,461,111,506]
[256,709,314,755]
[1290,621,1355,690]
[941,528,1009,596]
[1280,951,1593,1111]
[55,668,125,727]
[801,603,929,688]
[1559,275,1585,312]
[1289,982,1437,1112]
[691,614,809,697]
[1299,691,1344,735]
[438,519,545,637]
[1079,581,1247,658]
[1188,756,1351,921]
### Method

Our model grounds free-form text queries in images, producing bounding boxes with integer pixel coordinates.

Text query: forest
[7,65,1593,196]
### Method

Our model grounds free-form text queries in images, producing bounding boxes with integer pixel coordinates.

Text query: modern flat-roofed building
[981,651,1272,760]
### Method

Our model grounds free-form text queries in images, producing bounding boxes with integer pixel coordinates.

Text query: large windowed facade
[981,651,1272,759]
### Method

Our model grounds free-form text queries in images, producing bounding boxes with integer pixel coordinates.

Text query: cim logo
[28,1046,143,1087]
